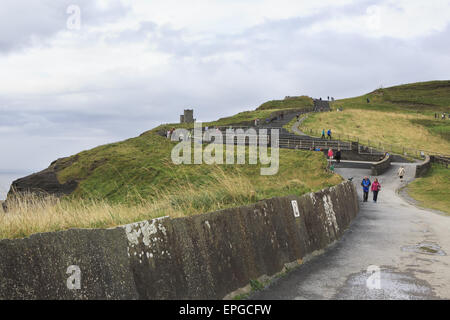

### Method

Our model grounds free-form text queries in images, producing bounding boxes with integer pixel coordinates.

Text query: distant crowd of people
[435,112,449,120]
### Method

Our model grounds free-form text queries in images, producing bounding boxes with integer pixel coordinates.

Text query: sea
[0,171,32,200]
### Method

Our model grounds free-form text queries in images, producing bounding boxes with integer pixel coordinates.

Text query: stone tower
[180,109,195,123]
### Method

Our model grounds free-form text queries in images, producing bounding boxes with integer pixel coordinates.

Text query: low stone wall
[371,154,391,176]
[0,181,359,300]
[415,155,431,177]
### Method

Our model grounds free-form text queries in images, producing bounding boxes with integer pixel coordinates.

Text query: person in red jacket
[371,178,381,203]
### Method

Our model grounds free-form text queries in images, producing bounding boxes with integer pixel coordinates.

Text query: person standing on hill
[321,129,326,139]
[371,178,381,203]
[327,129,332,140]
[398,166,406,181]
[361,177,372,202]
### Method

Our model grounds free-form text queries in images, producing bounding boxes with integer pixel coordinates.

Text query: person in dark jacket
[361,177,371,202]
[335,148,342,164]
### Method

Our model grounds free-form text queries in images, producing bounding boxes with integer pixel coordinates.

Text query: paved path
[291,118,309,136]
[251,163,450,300]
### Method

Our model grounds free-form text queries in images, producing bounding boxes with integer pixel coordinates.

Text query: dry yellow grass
[0,171,257,239]
[301,109,450,155]
[1,166,341,240]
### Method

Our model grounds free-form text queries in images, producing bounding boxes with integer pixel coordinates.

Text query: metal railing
[301,127,450,159]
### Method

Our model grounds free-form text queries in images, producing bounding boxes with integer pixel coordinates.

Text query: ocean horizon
[0,171,33,200]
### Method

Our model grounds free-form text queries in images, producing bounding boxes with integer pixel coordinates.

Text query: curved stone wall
[0,181,359,300]
[371,154,391,176]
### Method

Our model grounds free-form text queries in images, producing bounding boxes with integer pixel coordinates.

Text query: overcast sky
[0,0,450,175]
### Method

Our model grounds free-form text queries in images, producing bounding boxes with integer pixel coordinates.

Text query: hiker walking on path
[398,166,406,181]
[335,148,342,164]
[327,129,332,140]
[321,129,326,139]
[371,178,381,203]
[361,177,372,202]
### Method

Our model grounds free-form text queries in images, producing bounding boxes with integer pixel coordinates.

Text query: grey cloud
[0,1,449,176]
[0,0,130,53]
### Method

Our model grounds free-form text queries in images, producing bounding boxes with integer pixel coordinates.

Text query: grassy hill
[407,163,450,215]
[299,81,450,155]
[1,96,336,239]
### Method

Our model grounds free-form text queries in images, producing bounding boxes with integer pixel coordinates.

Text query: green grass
[57,132,341,204]
[257,96,313,111]
[298,81,450,155]
[408,164,450,215]
[1,132,342,239]
[333,80,450,114]
[410,119,450,141]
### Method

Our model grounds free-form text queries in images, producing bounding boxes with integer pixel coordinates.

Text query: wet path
[250,163,450,300]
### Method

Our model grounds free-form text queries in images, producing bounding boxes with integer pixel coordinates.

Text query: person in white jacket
[398,166,406,181]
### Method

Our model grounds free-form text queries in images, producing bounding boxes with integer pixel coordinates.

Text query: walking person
[398,166,406,182]
[327,129,332,140]
[321,129,326,139]
[361,177,371,202]
[371,178,381,203]
[335,148,342,164]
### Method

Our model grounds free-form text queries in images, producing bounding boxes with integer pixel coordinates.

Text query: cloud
[0,0,449,178]
[0,0,130,53]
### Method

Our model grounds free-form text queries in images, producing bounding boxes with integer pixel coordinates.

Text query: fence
[432,155,450,168]
[301,127,449,159]
[173,122,450,160]
[278,138,352,151]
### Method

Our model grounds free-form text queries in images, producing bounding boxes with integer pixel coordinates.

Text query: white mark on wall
[309,192,316,205]
[124,218,166,247]
[291,200,300,218]
[323,194,339,234]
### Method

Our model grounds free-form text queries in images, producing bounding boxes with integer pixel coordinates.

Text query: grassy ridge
[257,96,313,111]
[298,81,450,155]
[2,138,341,239]
[408,164,450,215]
[57,132,341,203]
[1,93,335,239]
[335,80,450,113]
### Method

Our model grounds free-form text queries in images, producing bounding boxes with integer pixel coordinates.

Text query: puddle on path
[401,242,447,256]
[334,267,437,300]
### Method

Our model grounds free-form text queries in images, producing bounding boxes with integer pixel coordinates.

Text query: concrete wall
[0,181,358,300]
[371,154,391,176]
[415,155,431,178]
